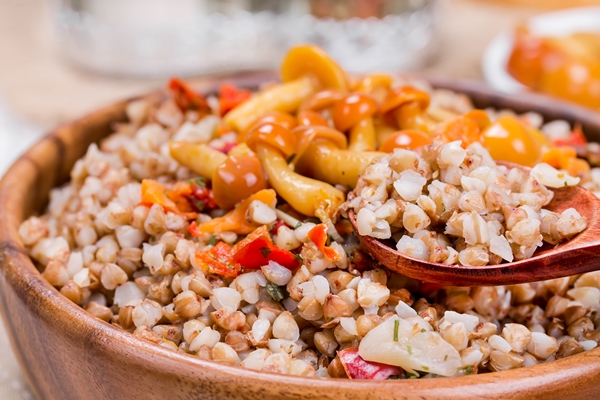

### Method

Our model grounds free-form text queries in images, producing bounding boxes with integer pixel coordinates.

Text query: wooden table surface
[0,0,560,398]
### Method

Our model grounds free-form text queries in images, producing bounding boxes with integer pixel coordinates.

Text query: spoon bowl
[350,181,600,286]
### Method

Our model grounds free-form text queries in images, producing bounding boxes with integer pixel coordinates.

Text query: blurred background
[0,0,597,398]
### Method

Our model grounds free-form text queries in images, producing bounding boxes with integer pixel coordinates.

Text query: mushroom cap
[353,73,394,93]
[292,125,348,162]
[297,110,330,127]
[380,86,430,115]
[332,93,378,132]
[241,110,298,142]
[280,44,348,91]
[299,89,346,112]
[378,129,432,152]
[246,122,298,159]
[212,155,268,210]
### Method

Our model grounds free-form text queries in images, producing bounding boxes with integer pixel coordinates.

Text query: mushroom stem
[348,117,377,152]
[374,119,397,147]
[393,103,434,133]
[224,75,318,133]
[255,144,344,220]
[295,141,384,187]
[169,141,227,178]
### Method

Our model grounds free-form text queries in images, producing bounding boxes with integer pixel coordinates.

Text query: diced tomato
[230,226,300,270]
[270,220,287,235]
[338,348,403,380]
[194,242,242,278]
[552,125,587,147]
[219,83,252,116]
[140,178,220,219]
[189,181,218,212]
[307,223,340,261]
[168,78,211,113]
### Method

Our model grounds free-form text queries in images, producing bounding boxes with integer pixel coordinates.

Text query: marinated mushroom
[246,122,345,220]
[224,45,348,132]
[293,125,384,187]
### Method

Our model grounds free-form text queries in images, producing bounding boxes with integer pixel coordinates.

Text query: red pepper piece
[168,77,211,112]
[189,181,218,212]
[231,236,300,270]
[552,124,587,147]
[307,223,340,261]
[270,220,287,235]
[188,221,202,237]
[219,83,252,116]
[338,348,403,380]
[194,242,242,278]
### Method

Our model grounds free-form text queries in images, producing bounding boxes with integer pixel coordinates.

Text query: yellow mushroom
[380,86,436,133]
[245,122,344,220]
[299,88,379,152]
[169,141,226,178]
[293,125,384,187]
[348,73,395,151]
[332,92,379,152]
[224,45,348,132]
[353,73,394,104]
[169,141,267,210]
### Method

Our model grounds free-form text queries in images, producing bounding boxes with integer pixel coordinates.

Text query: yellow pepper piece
[482,116,542,167]
[542,147,577,169]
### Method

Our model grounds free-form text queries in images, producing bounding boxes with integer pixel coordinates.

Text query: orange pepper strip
[542,147,577,169]
[307,223,340,261]
[194,242,242,278]
[194,189,277,235]
[140,179,197,219]
[564,157,590,178]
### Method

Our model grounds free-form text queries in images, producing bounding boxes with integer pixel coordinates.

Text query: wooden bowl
[1,72,600,399]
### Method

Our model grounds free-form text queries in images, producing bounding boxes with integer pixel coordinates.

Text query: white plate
[482,6,600,94]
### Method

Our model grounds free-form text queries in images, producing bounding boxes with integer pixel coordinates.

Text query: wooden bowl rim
[2,72,600,395]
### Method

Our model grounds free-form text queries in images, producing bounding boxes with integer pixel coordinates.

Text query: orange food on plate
[507,26,600,108]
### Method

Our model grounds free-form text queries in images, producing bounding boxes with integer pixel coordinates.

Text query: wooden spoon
[349,183,600,286]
